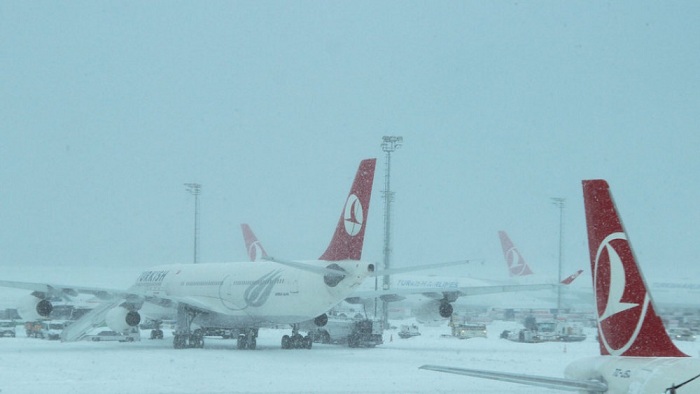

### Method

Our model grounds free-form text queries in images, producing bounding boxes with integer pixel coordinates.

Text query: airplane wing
[419,365,608,393]
[347,283,558,304]
[0,279,129,300]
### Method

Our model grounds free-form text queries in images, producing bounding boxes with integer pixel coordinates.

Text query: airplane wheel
[173,335,187,349]
[248,337,256,350]
[281,335,291,349]
[304,336,312,349]
[237,335,246,349]
[292,334,303,349]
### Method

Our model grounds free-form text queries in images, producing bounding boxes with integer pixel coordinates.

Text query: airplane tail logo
[241,224,268,262]
[582,179,685,357]
[343,194,363,236]
[319,159,376,261]
[498,231,534,277]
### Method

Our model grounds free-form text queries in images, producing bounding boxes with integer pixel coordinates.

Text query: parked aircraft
[1,159,380,350]
[240,226,576,324]
[494,230,592,310]
[420,179,700,393]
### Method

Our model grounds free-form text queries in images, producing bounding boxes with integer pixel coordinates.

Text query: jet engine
[314,313,328,327]
[323,263,346,287]
[412,299,453,324]
[17,295,53,321]
[106,306,141,333]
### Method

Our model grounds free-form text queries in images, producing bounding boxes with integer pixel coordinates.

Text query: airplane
[493,230,592,310]
[240,226,578,324]
[420,179,700,393]
[0,159,381,350]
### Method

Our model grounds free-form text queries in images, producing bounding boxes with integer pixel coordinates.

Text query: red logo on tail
[343,194,363,236]
[594,232,648,356]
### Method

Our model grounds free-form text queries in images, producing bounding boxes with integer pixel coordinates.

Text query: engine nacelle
[106,307,141,333]
[314,313,328,327]
[17,295,53,321]
[323,263,346,287]
[412,300,453,323]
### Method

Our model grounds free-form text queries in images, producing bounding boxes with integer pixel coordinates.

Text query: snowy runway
[2,321,698,393]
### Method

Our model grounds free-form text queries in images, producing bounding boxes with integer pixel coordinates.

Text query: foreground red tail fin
[319,159,376,261]
[582,180,685,357]
[241,224,268,262]
[498,231,534,277]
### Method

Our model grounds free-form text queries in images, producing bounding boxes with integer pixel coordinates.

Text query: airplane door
[219,275,245,311]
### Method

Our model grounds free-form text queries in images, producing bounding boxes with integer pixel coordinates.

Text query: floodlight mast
[551,197,565,313]
[185,183,201,264]
[380,136,402,327]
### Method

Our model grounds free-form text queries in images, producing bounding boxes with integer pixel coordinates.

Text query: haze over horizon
[2,2,699,307]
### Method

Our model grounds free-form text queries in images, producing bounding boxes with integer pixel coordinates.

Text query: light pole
[380,136,402,327]
[185,183,201,264]
[551,197,565,313]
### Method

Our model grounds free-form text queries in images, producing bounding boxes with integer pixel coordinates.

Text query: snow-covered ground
[1,319,698,394]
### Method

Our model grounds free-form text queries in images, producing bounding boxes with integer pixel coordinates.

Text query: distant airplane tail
[498,231,534,277]
[241,224,268,262]
[319,159,376,261]
[583,179,686,357]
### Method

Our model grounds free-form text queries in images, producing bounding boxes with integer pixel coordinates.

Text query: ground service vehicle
[0,320,16,337]
[312,318,383,348]
[451,323,487,339]
[399,324,421,339]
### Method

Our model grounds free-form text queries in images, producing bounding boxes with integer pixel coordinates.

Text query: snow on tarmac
[1,320,699,394]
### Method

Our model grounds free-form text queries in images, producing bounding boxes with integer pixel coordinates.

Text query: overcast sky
[2,1,699,295]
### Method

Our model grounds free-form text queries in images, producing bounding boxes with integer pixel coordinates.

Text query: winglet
[560,269,583,285]
[319,159,376,261]
[498,231,534,277]
[583,179,686,357]
[241,224,268,262]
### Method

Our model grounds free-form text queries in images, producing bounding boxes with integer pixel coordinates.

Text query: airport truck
[311,318,383,348]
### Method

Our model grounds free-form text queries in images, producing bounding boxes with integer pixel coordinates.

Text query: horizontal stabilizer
[419,365,607,393]
[560,269,584,285]
[264,257,364,277]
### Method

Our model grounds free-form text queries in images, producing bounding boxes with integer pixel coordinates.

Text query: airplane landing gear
[173,305,204,349]
[281,325,312,349]
[150,320,164,340]
[236,328,258,350]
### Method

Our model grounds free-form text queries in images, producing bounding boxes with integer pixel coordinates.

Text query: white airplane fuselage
[130,260,371,327]
[565,356,700,393]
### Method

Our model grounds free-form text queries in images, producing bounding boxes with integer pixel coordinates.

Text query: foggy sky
[2,1,699,299]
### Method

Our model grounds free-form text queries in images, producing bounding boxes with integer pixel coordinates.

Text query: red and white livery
[422,179,700,393]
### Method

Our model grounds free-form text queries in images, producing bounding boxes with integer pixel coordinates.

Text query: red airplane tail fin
[241,223,268,262]
[582,179,686,357]
[319,159,376,261]
[498,231,534,277]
